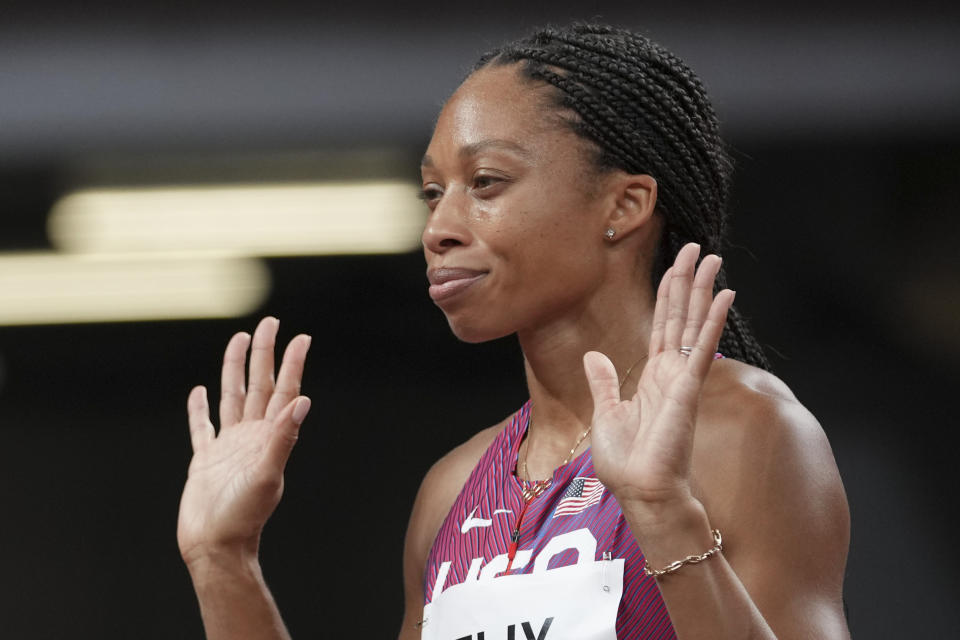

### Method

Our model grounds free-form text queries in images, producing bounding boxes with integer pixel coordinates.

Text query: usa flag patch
[553,477,604,517]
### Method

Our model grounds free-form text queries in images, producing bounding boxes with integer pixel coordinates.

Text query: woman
[178,24,851,639]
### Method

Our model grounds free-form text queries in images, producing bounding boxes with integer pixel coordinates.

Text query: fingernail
[292,397,311,424]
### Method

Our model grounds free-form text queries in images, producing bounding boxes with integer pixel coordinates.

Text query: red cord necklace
[506,422,592,570]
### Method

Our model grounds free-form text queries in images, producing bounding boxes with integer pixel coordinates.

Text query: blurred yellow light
[48,181,424,256]
[0,253,269,326]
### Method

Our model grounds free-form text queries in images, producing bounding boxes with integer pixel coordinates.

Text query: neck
[516,278,655,476]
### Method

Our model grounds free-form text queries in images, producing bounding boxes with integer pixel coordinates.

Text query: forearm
[186,549,291,640]
[622,498,775,640]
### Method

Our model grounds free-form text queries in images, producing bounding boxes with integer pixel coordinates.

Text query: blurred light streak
[48,181,425,256]
[0,253,269,326]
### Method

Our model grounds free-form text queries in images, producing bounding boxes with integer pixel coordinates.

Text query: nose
[421,189,472,255]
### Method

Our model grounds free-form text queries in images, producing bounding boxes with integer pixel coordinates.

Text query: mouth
[427,267,488,303]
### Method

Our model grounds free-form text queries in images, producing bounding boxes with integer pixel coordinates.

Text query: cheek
[498,201,598,280]
[513,230,603,308]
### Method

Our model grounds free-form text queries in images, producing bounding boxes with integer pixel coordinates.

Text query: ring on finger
[679,345,695,357]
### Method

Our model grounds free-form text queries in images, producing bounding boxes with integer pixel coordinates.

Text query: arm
[398,471,434,640]
[586,243,850,639]
[619,393,850,639]
[177,317,311,640]
[186,547,291,640]
[398,425,504,640]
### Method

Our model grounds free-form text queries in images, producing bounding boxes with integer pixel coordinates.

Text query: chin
[444,313,514,344]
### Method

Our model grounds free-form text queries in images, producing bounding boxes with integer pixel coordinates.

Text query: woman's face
[421,65,613,343]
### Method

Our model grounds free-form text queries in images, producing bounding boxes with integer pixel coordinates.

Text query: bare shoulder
[407,418,506,553]
[398,415,512,638]
[693,358,850,632]
[702,356,800,409]
[413,419,506,535]
[697,359,833,462]
[695,357,847,521]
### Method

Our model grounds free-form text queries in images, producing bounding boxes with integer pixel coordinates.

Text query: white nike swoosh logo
[460,507,513,534]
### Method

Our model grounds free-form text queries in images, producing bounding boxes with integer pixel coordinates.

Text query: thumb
[583,351,621,415]
[264,396,311,474]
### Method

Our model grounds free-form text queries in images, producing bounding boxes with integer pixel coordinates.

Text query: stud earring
[604,228,616,240]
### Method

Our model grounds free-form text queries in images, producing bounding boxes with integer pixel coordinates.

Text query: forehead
[425,65,567,161]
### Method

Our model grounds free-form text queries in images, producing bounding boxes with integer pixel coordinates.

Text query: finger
[265,334,312,420]
[664,243,700,349]
[220,331,252,428]
[187,386,215,452]
[244,317,280,420]
[680,254,723,348]
[689,289,735,380]
[264,396,311,475]
[649,266,672,357]
[583,351,621,414]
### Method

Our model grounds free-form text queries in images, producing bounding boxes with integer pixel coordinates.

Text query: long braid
[475,24,771,370]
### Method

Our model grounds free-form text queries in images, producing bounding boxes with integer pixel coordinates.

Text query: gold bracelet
[643,529,723,579]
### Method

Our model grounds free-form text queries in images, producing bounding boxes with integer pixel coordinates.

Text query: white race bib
[422,529,624,640]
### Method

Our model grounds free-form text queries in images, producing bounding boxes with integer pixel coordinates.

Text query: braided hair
[474,24,771,370]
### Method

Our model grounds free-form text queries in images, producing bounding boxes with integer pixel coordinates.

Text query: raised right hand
[177,317,312,568]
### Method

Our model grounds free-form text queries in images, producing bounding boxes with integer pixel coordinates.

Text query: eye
[419,184,443,207]
[471,173,508,195]
[473,175,499,189]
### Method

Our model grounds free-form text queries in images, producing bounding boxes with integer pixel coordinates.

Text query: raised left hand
[585,243,734,511]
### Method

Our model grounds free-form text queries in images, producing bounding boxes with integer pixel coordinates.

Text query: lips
[427,267,488,303]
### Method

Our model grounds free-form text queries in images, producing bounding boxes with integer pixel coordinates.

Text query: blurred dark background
[1,1,958,637]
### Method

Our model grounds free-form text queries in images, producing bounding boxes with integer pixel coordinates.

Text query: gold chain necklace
[520,426,591,501]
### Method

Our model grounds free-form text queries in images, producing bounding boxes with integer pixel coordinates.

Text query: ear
[604,173,657,239]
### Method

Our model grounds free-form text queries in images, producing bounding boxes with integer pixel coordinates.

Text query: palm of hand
[586,245,733,506]
[176,318,311,564]
[178,416,284,560]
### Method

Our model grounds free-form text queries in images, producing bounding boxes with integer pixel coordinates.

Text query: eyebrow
[421,139,534,168]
